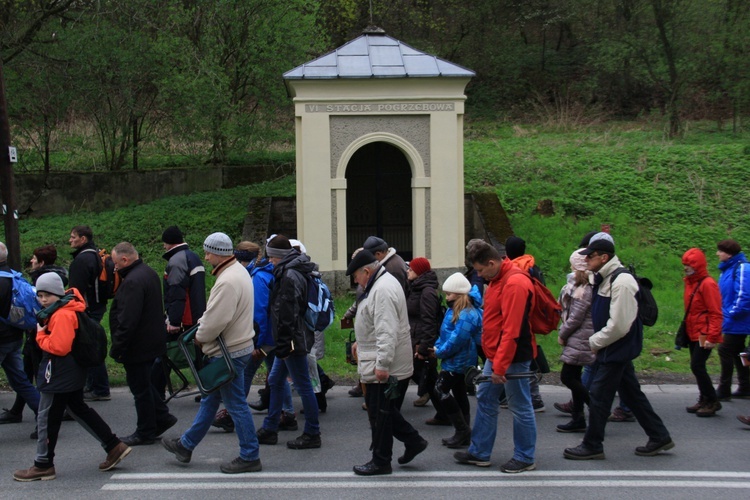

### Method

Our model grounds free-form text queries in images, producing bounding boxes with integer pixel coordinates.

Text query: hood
[62,288,87,313]
[274,250,315,278]
[249,259,274,276]
[682,247,709,282]
[468,284,483,308]
[511,254,536,272]
[410,269,439,292]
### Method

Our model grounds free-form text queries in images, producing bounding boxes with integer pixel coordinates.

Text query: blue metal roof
[283,31,474,80]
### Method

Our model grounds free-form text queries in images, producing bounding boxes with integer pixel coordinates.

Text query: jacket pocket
[357,349,377,383]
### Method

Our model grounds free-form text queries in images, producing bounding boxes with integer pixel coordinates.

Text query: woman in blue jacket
[716,239,750,400]
[430,273,483,449]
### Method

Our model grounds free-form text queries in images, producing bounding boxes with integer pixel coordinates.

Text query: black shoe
[30,428,38,440]
[120,433,155,446]
[453,451,491,467]
[287,432,321,449]
[348,385,363,397]
[155,414,178,437]
[0,408,22,424]
[161,437,192,463]
[635,438,674,456]
[220,457,262,474]
[321,377,336,394]
[279,412,298,431]
[256,427,278,445]
[194,395,202,403]
[500,458,536,473]
[353,460,392,476]
[717,390,732,402]
[563,444,605,460]
[398,438,428,464]
[249,399,269,412]
[83,391,111,402]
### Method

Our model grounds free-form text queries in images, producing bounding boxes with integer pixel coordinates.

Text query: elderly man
[564,236,673,460]
[161,232,261,474]
[362,236,409,292]
[348,249,428,476]
[109,242,177,446]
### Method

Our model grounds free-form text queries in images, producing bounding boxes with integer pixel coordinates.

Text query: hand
[375,369,389,381]
[166,324,181,334]
[251,349,266,362]
[557,336,565,346]
[491,373,506,384]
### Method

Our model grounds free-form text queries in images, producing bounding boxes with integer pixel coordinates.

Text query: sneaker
[563,444,605,460]
[696,401,721,417]
[413,394,430,407]
[220,457,262,474]
[533,400,545,413]
[279,412,298,431]
[256,427,278,445]
[553,400,574,414]
[348,385,363,397]
[13,466,56,482]
[161,437,192,463]
[608,406,635,422]
[212,409,235,432]
[453,451,491,467]
[398,438,428,464]
[0,408,22,424]
[83,391,111,402]
[500,458,536,473]
[635,438,675,456]
[99,442,132,471]
[287,432,321,449]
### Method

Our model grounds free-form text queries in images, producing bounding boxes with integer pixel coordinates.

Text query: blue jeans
[0,339,40,413]
[181,354,259,461]
[244,352,293,414]
[263,354,319,435]
[469,359,536,463]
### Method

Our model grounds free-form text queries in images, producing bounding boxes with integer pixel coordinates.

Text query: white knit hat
[36,272,65,297]
[442,272,471,294]
[203,232,234,256]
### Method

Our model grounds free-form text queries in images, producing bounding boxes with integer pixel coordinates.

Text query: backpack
[528,275,562,335]
[304,272,335,332]
[71,311,108,368]
[610,266,658,327]
[0,270,40,330]
[80,248,119,303]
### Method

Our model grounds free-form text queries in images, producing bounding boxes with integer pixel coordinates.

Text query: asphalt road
[1,383,749,499]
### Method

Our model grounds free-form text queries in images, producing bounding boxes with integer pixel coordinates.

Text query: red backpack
[528,276,561,335]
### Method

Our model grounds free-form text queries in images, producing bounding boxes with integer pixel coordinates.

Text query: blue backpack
[0,270,41,330]
[304,272,334,332]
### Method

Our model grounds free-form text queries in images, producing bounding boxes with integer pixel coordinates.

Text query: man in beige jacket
[347,249,428,476]
[161,232,261,474]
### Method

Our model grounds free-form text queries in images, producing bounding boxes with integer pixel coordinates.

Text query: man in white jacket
[161,232,261,474]
[348,249,428,476]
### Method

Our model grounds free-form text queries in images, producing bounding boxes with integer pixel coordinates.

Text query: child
[13,273,130,482]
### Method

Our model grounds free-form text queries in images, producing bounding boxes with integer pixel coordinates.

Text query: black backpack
[71,311,108,368]
[610,266,658,327]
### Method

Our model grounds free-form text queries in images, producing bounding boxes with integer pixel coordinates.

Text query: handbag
[675,278,706,349]
[179,325,237,395]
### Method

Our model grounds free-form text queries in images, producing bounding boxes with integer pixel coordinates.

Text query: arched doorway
[346,142,413,261]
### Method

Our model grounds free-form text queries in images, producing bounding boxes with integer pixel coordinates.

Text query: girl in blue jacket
[430,273,483,449]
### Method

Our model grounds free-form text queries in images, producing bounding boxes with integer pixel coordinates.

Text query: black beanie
[162,226,184,245]
[504,236,526,260]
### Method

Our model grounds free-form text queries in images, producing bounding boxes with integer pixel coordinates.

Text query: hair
[0,242,7,262]
[112,241,138,258]
[71,225,93,241]
[450,293,472,324]
[467,240,501,266]
[362,261,379,273]
[573,270,589,287]
[717,239,742,256]
[236,240,262,266]
[33,244,58,266]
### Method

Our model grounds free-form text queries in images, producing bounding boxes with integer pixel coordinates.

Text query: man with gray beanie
[162,232,261,473]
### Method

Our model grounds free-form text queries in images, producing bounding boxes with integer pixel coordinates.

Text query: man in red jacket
[453,240,537,473]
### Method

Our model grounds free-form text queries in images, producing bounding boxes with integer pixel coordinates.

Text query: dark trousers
[365,379,422,466]
[430,370,470,419]
[412,357,437,398]
[124,360,172,439]
[717,334,750,394]
[583,360,670,452]
[35,389,119,469]
[560,363,590,413]
[689,341,717,402]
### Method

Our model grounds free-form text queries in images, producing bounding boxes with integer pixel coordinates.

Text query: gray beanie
[203,232,234,256]
[36,272,65,297]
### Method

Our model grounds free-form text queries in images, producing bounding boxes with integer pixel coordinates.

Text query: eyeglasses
[584,252,600,260]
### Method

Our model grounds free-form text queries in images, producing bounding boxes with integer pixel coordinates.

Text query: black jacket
[69,241,107,321]
[406,270,440,355]
[0,262,24,344]
[162,243,207,328]
[29,265,69,287]
[109,259,166,363]
[270,250,315,358]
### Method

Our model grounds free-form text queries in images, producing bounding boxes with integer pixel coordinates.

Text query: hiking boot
[453,451,491,467]
[556,412,586,433]
[737,415,750,426]
[500,458,536,473]
[83,391,111,402]
[696,401,722,417]
[563,444,605,460]
[533,399,546,413]
[13,466,56,482]
[256,427,278,445]
[279,412,298,431]
[553,400,574,414]
[0,408,22,424]
[212,409,235,432]
[413,394,430,407]
[398,438,428,464]
[348,384,363,397]
[686,397,705,414]
[220,457,262,474]
[608,406,635,422]
[635,437,674,456]
[99,442,132,471]
[161,437,192,463]
[287,432,321,449]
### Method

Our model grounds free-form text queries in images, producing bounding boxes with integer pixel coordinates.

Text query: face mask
[446,300,456,308]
